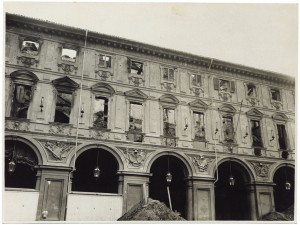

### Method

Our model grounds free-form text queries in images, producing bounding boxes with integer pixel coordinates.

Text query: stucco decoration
[190,87,204,97]
[5,119,30,131]
[271,101,283,110]
[89,129,110,140]
[95,70,113,81]
[17,56,39,67]
[249,161,273,178]
[38,139,76,161]
[218,91,232,101]
[128,76,145,87]
[49,123,72,136]
[246,97,259,106]
[118,147,149,167]
[188,154,213,173]
[57,63,78,75]
[161,82,176,92]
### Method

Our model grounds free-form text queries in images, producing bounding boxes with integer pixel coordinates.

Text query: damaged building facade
[4,13,295,221]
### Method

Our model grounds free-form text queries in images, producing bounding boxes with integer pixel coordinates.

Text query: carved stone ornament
[218,91,232,101]
[5,119,30,131]
[118,147,148,167]
[246,97,259,106]
[190,155,213,172]
[128,76,145,87]
[271,101,282,110]
[190,87,204,96]
[250,161,272,178]
[49,123,72,136]
[161,136,177,147]
[38,140,75,161]
[95,70,113,81]
[58,63,78,75]
[17,56,39,67]
[161,82,176,92]
[89,129,110,140]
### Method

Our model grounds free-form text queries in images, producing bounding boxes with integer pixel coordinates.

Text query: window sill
[5,187,38,192]
[70,191,122,197]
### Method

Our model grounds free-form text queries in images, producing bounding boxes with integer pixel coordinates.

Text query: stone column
[246,183,259,220]
[117,171,151,214]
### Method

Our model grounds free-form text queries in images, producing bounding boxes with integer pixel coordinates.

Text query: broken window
[213,78,235,93]
[99,54,111,68]
[251,120,263,147]
[11,84,32,118]
[191,74,202,87]
[163,68,174,81]
[219,80,230,92]
[54,91,72,123]
[93,97,108,129]
[21,40,39,55]
[277,124,287,150]
[129,102,143,132]
[222,116,234,142]
[194,112,205,140]
[61,48,77,63]
[247,84,256,97]
[271,89,281,101]
[163,108,176,137]
[129,60,143,75]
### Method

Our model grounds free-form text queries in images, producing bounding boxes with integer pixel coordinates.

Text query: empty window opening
[99,54,111,68]
[277,124,287,150]
[247,84,256,97]
[61,48,77,63]
[21,40,39,55]
[271,89,281,101]
[93,97,108,129]
[194,112,205,140]
[11,84,32,118]
[222,116,234,142]
[54,92,72,123]
[163,68,174,81]
[251,120,263,147]
[163,108,176,137]
[130,61,143,75]
[219,80,230,92]
[129,102,143,132]
[191,74,202,86]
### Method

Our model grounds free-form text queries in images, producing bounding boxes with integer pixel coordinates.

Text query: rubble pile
[261,205,294,221]
[118,198,185,221]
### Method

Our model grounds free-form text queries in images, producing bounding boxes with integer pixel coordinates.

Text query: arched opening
[72,148,119,193]
[149,155,188,219]
[214,161,251,220]
[273,166,295,212]
[5,140,38,189]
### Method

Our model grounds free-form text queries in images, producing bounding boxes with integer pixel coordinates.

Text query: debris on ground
[118,198,185,221]
[261,205,294,221]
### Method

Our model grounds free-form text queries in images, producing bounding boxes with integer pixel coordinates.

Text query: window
[163,108,176,137]
[20,40,39,55]
[277,124,287,150]
[222,116,234,142]
[163,68,174,81]
[247,84,256,97]
[220,80,230,92]
[129,102,143,132]
[129,60,143,75]
[10,84,32,118]
[93,97,108,129]
[99,54,111,68]
[193,112,205,140]
[271,89,281,101]
[251,120,263,147]
[213,78,235,93]
[61,48,77,63]
[191,74,202,87]
[54,91,72,123]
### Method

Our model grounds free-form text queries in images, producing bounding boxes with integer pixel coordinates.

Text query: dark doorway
[72,148,119,193]
[214,161,251,220]
[149,155,188,219]
[273,166,294,212]
[5,140,38,189]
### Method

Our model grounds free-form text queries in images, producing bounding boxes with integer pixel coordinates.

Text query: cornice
[6,13,295,86]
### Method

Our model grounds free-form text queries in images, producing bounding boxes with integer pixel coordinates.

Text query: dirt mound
[118,198,185,221]
[261,205,294,221]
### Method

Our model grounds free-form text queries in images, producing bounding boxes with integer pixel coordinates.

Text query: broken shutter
[213,78,219,90]
[230,81,235,93]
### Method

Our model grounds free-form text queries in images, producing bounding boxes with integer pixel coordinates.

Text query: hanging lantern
[8,160,16,174]
[166,172,172,184]
[285,181,291,190]
[93,166,100,179]
[229,175,235,186]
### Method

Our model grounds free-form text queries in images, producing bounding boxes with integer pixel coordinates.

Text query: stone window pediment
[52,76,79,93]
[91,82,115,98]
[10,70,39,86]
[218,104,236,115]
[189,99,208,111]
[246,108,264,120]
[124,88,148,103]
[159,94,179,109]
[272,112,288,122]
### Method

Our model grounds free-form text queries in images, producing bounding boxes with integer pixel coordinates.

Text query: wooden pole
[167,185,172,211]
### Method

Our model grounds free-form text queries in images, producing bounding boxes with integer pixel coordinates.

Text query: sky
[3,2,298,77]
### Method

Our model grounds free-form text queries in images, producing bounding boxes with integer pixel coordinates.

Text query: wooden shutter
[230,81,235,93]
[213,78,219,90]
[127,58,131,73]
